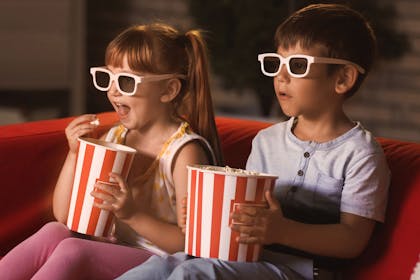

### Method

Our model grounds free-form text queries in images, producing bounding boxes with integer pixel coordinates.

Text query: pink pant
[0,222,154,280]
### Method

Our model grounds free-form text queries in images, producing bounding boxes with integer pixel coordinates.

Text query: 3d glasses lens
[118,75,136,94]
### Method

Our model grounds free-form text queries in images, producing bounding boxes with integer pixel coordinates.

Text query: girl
[0,23,222,279]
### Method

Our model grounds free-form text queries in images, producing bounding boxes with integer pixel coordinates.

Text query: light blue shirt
[246,117,390,224]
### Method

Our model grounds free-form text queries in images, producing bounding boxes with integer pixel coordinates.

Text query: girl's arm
[134,141,209,253]
[52,114,99,222]
[53,151,78,222]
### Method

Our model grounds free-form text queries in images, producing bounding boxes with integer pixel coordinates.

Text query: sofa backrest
[215,116,272,168]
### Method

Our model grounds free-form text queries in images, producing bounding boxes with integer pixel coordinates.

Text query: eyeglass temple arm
[314,57,365,74]
[141,74,187,82]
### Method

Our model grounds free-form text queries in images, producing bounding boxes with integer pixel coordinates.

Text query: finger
[181,197,187,214]
[241,225,264,236]
[73,126,96,138]
[109,173,127,192]
[236,204,266,216]
[68,114,97,129]
[91,189,116,203]
[93,201,115,211]
[236,235,262,244]
[231,212,247,225]
[232,216,268,230]
[231,213,261,226]
[180,217,187,231]
[231,224,264,244]
[265,191,280,210]
[181,196,187,207]
[95,182,120,196]
[67,125,97,142]
[66,115,98,136]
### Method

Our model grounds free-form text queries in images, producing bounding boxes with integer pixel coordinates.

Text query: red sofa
[1,112,419,279]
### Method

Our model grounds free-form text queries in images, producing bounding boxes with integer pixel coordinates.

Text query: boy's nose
[276,66,290,83]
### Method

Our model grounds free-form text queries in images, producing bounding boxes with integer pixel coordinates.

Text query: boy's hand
[230,191,284,245]
[91,173,136,220]
[65,114,99,153]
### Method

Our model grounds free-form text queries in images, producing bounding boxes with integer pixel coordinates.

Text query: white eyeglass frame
[257,53,365,78]
[90,67,187,96]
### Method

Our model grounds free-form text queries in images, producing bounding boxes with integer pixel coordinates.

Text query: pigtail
[184,31,223,166]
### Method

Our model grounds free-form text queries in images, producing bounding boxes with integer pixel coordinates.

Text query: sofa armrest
[0,112,119,255]
[345,138,420,279]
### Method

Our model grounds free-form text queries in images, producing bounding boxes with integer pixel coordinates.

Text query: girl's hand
[91,173,136,220]
[65,114,99,153]
[180,196,188,234]
[230,191,284,245]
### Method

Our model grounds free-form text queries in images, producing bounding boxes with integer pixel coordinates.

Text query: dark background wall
[0,0,419,142]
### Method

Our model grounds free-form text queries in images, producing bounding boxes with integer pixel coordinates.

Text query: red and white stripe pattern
[67,137,135,237]
[185,166,276,262]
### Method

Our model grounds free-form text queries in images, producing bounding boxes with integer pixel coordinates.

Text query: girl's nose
[109,80,122,96]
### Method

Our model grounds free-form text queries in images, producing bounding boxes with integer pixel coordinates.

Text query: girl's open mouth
[116,103,130,118]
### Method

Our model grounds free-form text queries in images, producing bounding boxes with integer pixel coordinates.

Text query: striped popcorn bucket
[66,137,136,237]
[185,165,277,262]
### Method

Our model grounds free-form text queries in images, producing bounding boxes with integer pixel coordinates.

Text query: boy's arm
[232,191,376,259]
[276,211,376,258]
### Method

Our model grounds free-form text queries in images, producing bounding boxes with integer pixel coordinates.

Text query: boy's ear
[335,65,358,95]
[160,79,182,103]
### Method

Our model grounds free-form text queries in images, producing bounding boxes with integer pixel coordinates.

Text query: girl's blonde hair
[105,23,223,165]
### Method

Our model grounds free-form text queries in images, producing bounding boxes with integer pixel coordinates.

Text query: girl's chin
[116,112,131,127]
[118,116,132,127]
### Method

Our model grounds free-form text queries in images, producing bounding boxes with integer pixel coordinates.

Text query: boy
[117,4,390,279]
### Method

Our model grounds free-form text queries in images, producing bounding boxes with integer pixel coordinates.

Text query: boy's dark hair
[275,4,377,97]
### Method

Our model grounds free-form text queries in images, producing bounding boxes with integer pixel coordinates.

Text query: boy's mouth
[276,91,291,101]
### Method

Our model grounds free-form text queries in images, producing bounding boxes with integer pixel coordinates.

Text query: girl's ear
[335,65,358,95]
[160,78,182,103]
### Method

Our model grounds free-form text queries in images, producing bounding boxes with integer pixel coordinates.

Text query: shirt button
[297,170,304,176]
[304,152,310,158]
